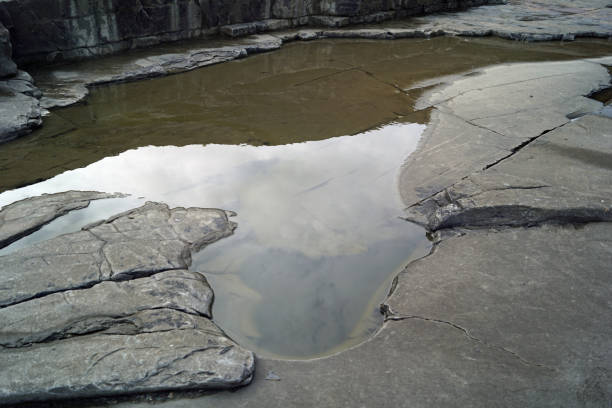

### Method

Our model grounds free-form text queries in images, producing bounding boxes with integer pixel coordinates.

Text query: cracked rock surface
[0,200,235,307]
[400,58,612,209]
[0,196,253,404]
[101,56,612,408]
[0,190,121,250]
[405,114,612,230]
[112,219,612,406]
[0,70,43,143]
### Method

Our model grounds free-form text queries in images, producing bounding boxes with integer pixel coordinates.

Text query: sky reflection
[0,121,429,357]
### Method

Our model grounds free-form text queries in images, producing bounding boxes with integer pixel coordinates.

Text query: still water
[0,122,429,358]
[1,37,611,358]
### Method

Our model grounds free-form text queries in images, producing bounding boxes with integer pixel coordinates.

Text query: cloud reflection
[0,121,428,357]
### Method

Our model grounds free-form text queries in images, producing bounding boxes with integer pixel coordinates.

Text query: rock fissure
[382,311,555,370]
[482,122,570,171]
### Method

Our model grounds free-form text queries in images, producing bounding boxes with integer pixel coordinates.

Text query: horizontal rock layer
[0,194,253,404]
[0,0,494,64]
[0,200,235,307]
[0,69,42,143]
[0,190,121,249]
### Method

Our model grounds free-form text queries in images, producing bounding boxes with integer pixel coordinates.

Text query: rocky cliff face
[0,22,16,77]
[0,0,494,64]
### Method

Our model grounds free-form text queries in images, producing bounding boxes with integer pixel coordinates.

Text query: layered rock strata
[0,190,122,250]
[0,198,254,404]
[0,69,42,143]
[0,0,494,64]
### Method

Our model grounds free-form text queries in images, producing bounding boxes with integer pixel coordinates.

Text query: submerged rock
[0,193,252,404]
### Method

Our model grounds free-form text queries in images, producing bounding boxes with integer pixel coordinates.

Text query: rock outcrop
[0,22,16,78]
[0,190,121,250]
[0,196,254,404]
[0,69,43,143]
[0,0,495,64]
[399,57,612,212]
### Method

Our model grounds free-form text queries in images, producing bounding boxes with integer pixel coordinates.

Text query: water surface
[0,122,428,358]
[1,36,611,357]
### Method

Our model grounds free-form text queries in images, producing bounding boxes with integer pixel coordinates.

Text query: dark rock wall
[0,0,494,64]
[0,22,16,77]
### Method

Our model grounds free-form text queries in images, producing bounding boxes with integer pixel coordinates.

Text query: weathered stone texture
[0,308,254,404]
[400,59,612,209]
[0,195,252,404]
[0,190,120,250]
[0,0,493,64]
[0,21,16,77]
[0,201,235,307]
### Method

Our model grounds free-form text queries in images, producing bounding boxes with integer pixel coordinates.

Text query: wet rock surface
[0,200,235,307]
[0,70,42,143]
[399,58,612,208]
[405,114,612,230]
[0,22,16,78]
[0,190,121,250]
[95,56,612,408]
[21,0,610,112]
[0,195,253,404]
[146,223,609,408]
[0,0,492,65]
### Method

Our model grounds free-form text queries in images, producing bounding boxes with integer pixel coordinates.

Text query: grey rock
[0,201,235,307]
[0,194,253,404]
[385,223,612,375]
[0,70,42,98]
[406,114,612,230]
[0,0,498,65]
[399,59,611,208]
[0,21,16,78]
[0,269,214,347]
[104,223,612,408]
[0,67,43,142]
[0,308,255,404]
[416,0,612,42]
[0,91,41,143]
[0,190,120,250]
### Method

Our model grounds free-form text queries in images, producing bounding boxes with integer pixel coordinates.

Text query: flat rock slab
[34,35,281,109]
[406,114,612,230]
[0,194,253,404]
[0,200,235,308]
[415,0,612,41]
[0,190,121,250]
[0,269,214,348]
[0,309,254,404]
[399,59,611,207]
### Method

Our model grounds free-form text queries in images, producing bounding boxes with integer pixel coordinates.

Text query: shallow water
[1,36,611,358]
[0,123,429,358]
[3,37,612,192]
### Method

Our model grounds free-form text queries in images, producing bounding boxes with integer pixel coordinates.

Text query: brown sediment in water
[1,37,611,193]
